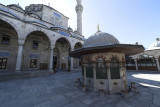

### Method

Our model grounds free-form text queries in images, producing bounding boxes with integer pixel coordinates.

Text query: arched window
[86,57,93,78]
[110,57,120,79]
[86,66,93,78]
[96,58,107,79]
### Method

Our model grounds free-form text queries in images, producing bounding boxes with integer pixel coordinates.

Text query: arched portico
[73,42,83,68]
[127,54,158,71]
[0,17,21,37]
[22,31,51,71]
[0,19,19,71]
[54,37,71,70]
[24,29,52,44]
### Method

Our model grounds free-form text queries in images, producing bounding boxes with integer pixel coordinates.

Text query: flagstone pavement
[0,70,160,107]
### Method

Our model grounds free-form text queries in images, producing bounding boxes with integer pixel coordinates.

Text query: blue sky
[1,0,160,48]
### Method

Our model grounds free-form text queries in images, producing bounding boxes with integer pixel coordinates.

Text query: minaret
[75,0,83,35]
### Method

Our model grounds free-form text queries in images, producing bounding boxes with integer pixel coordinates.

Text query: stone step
[0,71,53,81]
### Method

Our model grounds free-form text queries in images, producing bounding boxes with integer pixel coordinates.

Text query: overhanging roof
[70,44,144,58]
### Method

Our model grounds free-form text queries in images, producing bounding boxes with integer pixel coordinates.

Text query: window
[86,67,93,78]
[30,59,37,68]
[110,57,120,79]
[55,18,59,25]
[1,35,10,44]
[32,40,38,49]
[96,58,108,79]
[0,58,7,69]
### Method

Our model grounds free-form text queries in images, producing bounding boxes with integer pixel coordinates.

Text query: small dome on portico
[68,26,73,32]
[148,38,160,50]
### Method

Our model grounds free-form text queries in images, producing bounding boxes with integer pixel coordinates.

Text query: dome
[8,4,24,11]
[83,30,119,48]
[148,38,160,50]
[74,30,80,34]
[68,27,73,32]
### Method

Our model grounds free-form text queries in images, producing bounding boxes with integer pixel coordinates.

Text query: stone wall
[82,52,127,93]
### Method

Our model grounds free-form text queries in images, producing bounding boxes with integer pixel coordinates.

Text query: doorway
[53,56,57,70]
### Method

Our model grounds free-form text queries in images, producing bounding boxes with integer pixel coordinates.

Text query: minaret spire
[76,0,83,35]
[97,24,100,31]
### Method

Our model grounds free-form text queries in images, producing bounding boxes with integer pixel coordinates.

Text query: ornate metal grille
[82,66,84,76]
[86,67,93,78]
[110,57,120,79]
[96,58,107,79]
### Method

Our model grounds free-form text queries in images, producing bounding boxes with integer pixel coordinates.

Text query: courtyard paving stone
[0,71,160,107]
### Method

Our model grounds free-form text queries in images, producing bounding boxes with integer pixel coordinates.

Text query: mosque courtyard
[0,71,160,107]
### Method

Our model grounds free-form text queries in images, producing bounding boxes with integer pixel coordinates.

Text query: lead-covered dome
[83,30,119,48]
[148,38,160,50]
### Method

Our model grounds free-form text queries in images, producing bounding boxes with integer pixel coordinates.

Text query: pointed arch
[24,29,52,45]
[0,17,20,37]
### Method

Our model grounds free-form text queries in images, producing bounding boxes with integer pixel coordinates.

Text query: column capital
[70,48,74,52]
[50,45,55,50]
[134,59,137,61]
[18,38,25,46]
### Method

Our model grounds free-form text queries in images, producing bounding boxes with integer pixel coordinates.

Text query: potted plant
[54,68,56,73]
[121,90,128,99]
[75,81,79,87]
[99,89,105,97]
[82,85,86,92]
[130,82,136,88]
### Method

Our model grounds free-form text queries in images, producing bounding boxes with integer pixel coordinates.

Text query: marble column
[107,65,112,93]
[77,58,79,68]
[84,65,87,86]
[49,47,54,72]
[15,39,25,72]
[134,59,138,71]
[71,58,74,70]
[123,67,128,89]
[120,65,124,90]
[155,58,160,71]
[70,48,74,71]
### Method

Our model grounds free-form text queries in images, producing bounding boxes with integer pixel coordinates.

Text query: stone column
[49,46,54,72]
[134,59,138,71]
[15,39,25,72]
[70,48,74,71]
[120,65,124,90]
[93,64,96,91]
[71,58,74,70]
[84,65,87,86]
[107,64,112,93]
[123,67,128,89]
[155,58,160,71]
[77,58,80,68]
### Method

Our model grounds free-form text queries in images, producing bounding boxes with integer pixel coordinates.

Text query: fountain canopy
[70,30,144,58]
[70,29,144,93]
